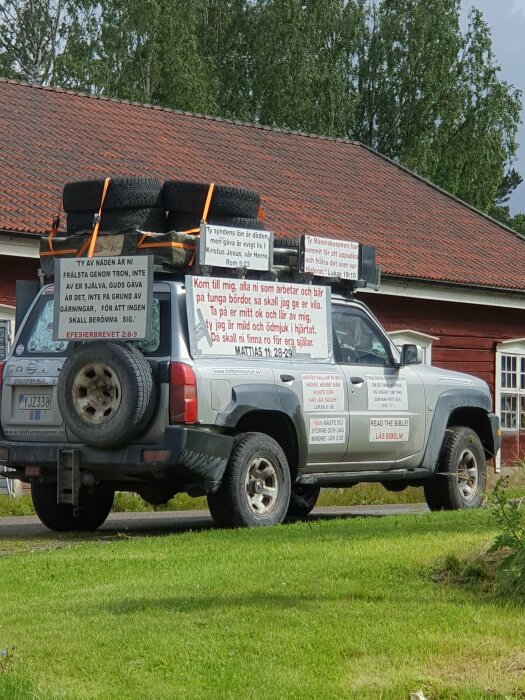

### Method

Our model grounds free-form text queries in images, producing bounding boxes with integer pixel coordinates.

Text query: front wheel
[424,426,486,511]
[207,432,291,527]
[31,480,114,531]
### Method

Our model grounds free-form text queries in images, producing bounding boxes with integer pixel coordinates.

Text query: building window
[499,353,525,429]
[387,330,439,365]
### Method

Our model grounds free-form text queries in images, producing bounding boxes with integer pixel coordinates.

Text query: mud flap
[57,448,80,505]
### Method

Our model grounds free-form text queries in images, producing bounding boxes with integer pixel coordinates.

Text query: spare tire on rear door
[57,342,156,448]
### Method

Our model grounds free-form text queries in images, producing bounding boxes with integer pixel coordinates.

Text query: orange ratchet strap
[41,198,78,257]
[43,198,64,255]
[138,182,215,266]
[76,177,111,258]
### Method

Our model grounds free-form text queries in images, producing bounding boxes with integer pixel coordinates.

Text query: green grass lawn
[0,510,524,699]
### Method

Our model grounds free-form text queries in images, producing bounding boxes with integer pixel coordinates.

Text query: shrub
[488,476,525,595]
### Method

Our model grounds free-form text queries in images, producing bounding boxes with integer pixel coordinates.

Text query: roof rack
[192,227,381,294]
[39,223,381,294]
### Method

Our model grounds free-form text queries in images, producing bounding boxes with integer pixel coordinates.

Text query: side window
[332,307,392,366]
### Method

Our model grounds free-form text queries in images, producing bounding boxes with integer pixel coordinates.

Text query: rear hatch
[1,284,171,443]
[2,287,67,441]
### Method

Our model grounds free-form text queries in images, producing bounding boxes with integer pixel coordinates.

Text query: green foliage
[495,168,523,204]
[355,1,522,214]
[489,206,525,235]
[248,0,362,137]
[0,0,79,84]
[488,477,525,596]
[0,494,34,517]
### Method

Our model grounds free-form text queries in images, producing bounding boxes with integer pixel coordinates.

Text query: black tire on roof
[166,213,265,232]
[57,341,156,448]
[274,237,300,249]
[66,207,167,235]
[162,181,260,219]
[63,177,163,212]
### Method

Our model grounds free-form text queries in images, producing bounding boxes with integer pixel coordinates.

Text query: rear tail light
[169,362,198,424]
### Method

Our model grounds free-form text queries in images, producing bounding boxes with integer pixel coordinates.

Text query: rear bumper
[0,426,234,491]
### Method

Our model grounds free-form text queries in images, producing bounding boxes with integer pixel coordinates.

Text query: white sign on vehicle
[369,417,409,442]
[309,416,347,444]
[302,235,359,279]
[186,276,331,360]
[366,374,408,411]
[302,373,344,412]
[200,224,273,271]
[54,256,153,341]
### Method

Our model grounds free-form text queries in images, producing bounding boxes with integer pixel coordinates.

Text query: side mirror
[399,343,420,366]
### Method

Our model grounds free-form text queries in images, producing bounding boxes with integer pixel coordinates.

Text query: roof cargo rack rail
[192,225,381,293]
[195,229,378,289]
[271,236,380,292]
[39,220,381,294]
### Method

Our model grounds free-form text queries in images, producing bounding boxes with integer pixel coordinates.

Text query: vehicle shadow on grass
[86,589,392,617]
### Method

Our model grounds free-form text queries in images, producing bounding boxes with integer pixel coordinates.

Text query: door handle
[350,376,364,384]
[280,374,295,382]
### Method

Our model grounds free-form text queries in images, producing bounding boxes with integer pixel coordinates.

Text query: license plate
[18,393,52,410]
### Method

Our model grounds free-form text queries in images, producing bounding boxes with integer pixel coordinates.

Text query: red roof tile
[1,78,524,291]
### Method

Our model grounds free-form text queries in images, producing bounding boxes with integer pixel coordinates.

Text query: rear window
[17,293,170,357]
[26,299,68,354]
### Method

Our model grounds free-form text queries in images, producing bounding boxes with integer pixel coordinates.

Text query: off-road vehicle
[0,178,500,530]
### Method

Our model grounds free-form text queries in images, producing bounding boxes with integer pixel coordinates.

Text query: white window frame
[387,329,439,365]
[495,338,525,472]
[0,305,15,342]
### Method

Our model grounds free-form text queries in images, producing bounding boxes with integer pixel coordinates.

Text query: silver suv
[0,274,500,531]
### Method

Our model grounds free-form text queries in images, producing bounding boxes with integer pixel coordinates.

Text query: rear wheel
[207,433,291,527]
[424,426,486,510]
[31,480,114,531]
[286,484,320,518]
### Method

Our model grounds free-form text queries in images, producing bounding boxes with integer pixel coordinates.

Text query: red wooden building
[1,78,525,465]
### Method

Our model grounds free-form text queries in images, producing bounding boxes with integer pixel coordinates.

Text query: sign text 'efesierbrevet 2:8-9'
[186,275,331,360]
[53,256,153,341]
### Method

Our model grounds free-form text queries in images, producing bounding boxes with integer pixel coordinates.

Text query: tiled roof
[1,78,524,291]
